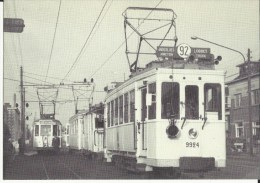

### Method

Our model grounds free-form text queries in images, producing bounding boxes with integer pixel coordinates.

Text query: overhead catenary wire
[44,0,62,84]
[90,0,164,78]
[61,0,109,82]
[24,71,74,83]
[24,75,56,85]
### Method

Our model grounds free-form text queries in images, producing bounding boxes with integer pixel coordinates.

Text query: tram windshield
[185,85,199,119]
[161,82,180,119]
[204,83,222,120]
[53,125,58,136]
[40,125,51,136]
[35,125,39,136]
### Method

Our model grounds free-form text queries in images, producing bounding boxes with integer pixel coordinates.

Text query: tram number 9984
[186,142,199,148]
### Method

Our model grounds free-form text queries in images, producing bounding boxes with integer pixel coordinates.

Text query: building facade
[3,103,21,141]
[226,61,260,153]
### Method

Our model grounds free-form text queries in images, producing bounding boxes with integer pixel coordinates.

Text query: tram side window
[204,83,222,120]
[119,96,123,124]
[115,98,119,125]
[141,88,147,121]
[130,90,135,122]
[161,82,180,119]
[53,125,57,136]
[66,126,69,135]
[148,83,156,119]
[107,103,110,127]
[35,125,39,136]
[185,85,199,119]
[124,93,129,123]
[75,120,78,134]
[111,100,114,126]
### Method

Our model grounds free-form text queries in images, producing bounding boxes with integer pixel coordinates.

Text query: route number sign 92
[177,44,191,58]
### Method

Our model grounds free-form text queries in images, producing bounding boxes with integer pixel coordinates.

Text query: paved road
[181,154,260,179]
[3,152,260,179]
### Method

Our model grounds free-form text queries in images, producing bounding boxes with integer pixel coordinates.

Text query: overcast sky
[3,0,259,126]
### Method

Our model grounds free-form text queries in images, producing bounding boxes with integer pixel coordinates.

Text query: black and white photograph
[1,0,259,180]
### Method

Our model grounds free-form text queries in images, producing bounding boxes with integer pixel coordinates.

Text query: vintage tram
[103,7,226,177]
[33,118,62,152]
[68,104,104,158]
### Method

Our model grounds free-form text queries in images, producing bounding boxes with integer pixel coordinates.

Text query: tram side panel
[82,111,104,155]
[69,114,83,150]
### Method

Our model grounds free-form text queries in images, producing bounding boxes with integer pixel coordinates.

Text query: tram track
[58,159,82,179]
[39,153,83,179]
[41,156,50,179]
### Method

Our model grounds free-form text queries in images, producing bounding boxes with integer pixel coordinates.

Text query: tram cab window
[95,116,104,128]
[41,125,51,136]
[148,83,156,119]
[35,125,39,136]
[161,82,180,119]
[185,85,199,119]
[53,125,58,136]
[204,83,222,120]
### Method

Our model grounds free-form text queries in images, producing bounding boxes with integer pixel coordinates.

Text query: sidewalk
[227,152,260,162]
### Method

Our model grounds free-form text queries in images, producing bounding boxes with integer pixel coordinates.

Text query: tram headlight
[166,124,180,139]
[188,128,198,139]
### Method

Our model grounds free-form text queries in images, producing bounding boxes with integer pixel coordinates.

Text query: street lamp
[191,36,253,156]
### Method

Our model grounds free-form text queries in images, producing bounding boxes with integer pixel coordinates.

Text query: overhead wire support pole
[20,66,25,153]
[247,48,253,156]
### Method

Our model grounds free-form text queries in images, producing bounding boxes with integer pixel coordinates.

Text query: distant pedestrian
[52,136,60,154]
[18,135,24,155]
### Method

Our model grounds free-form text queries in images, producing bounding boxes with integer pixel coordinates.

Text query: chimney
[13,93,16,108]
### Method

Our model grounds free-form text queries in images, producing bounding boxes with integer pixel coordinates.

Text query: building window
[115,98,118,125]
[185,85,199,119]
[124,93,129,123]
[251,89,260,105]
[107,103,110,127]
[130,90,135,122]
[235,122,244,138]
[119,96,123,124]
[161,82,180,119]
[148,83,156,119]
[204,83,222,120]
[234,93,241,108]
[253,122,260,140]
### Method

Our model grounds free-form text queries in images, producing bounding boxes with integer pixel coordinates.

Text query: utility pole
[20,66,25,153]
[247,48,253,156]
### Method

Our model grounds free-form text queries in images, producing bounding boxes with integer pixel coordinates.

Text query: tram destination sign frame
[156,46,176,58]
[191,47,211,59]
